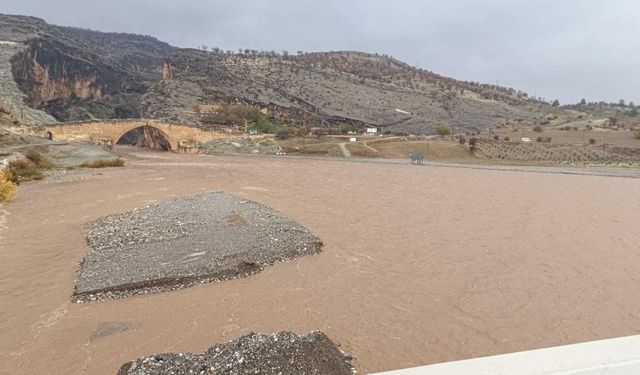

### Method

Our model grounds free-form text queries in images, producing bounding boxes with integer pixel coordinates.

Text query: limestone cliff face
[0,42,56,126]
[14,38,107,106]
[162,63,174,80]
[11,37,144,120]
[1,14,175,122]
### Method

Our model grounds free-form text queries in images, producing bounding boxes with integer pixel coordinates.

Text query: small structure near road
[364,127,378,136]
[410,153,425,165]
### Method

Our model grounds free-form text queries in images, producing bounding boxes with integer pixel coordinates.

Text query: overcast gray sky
[2,0,639,105]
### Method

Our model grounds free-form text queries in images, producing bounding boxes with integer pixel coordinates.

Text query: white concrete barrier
[373,335,640,375]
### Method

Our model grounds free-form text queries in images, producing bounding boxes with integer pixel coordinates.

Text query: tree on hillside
[552,99,560,107]
[619,99,626,107]
[580,98,587,105]
[436,123,451,137]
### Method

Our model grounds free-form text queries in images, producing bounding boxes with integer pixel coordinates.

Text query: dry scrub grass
[283,143,343,156]
[80,158,125,168]
[474,140,640,165]
[0,171,17,202]
[346,143,379,157]
[489,128,640,147]
[371,140,475,160]
[7,150,53,183]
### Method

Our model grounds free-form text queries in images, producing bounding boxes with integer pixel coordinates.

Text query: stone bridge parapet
[35,119,236,153]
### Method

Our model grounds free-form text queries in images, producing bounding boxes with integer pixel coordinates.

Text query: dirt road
[338,142,351,157]
[2,149,640,374]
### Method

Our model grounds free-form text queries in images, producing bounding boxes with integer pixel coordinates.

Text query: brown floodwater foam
[1,148,640,374]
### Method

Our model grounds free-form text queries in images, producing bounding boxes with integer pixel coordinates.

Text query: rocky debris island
[73,192,323,302]
[118,331,355,375]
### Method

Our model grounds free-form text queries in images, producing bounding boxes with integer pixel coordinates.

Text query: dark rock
[117,331,355,375]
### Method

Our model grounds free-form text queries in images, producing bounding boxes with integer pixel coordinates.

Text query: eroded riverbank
[2,148,640,374]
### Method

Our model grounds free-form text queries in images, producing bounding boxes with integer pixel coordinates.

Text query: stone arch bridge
[35,119,235,153]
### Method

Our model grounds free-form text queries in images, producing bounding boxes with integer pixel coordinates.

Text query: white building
[364,127,378,136]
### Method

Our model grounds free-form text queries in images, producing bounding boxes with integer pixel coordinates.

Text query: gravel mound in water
[73,192,322,302]
[118,331,354,375]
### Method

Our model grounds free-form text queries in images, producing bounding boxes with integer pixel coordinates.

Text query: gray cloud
[2,0,639,104]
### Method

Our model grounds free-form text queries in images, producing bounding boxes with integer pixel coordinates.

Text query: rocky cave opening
[116,126,171,151]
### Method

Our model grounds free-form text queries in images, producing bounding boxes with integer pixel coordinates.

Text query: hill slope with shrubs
[143,49,549,134]
[2,13,568,134]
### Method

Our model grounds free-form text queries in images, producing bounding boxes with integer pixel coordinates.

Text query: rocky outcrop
[0,42,56,125]
[118,331,354,375]
[142,49,545,134]
[12,38,110,107]
[0,13,174,122]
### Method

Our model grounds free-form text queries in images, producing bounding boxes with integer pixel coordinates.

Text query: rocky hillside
[0,14,174,122]
[142,49,550,134]
[2,13,558,134]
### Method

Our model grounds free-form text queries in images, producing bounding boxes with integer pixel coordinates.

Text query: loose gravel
[73,192,322,302]
[117,331,355,375]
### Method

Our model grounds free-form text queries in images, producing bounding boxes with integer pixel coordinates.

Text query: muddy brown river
[2,149,640,374]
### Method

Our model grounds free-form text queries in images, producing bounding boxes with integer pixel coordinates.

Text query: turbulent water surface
[1,148,640,374]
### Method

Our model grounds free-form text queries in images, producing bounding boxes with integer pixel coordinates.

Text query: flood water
[2,149,640,374]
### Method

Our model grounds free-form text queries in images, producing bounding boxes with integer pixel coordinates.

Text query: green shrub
[533,125,543,132]
[589,138,596,145]
[435,124,451,136]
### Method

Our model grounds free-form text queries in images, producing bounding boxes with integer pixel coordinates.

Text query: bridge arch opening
[116,126,172,151]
